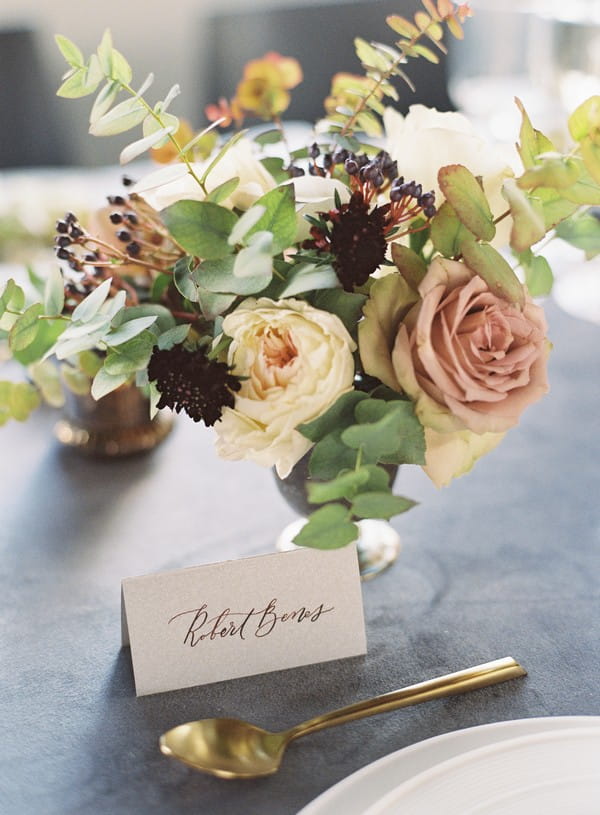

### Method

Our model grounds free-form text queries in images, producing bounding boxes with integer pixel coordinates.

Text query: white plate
[364,726,600,815]
[297,716,600,815]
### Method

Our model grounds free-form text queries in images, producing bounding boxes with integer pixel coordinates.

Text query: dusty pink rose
[359,259,550,484]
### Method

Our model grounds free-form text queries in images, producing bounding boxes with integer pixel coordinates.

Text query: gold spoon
[159,656,525,779]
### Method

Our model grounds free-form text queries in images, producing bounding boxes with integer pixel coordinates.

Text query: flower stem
[121,81,207,194]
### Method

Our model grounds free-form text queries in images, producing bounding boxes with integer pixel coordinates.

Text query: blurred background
[1,0,599,317]
[1,0,599,169]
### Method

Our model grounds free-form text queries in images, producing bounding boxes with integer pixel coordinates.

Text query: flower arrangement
[1,1,600,548]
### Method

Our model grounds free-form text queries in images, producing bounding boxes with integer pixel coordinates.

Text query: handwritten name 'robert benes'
[168,598,334,646]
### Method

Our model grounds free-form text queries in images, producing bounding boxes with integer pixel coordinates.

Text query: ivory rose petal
[384,105,515,247]
[214,298,356,477]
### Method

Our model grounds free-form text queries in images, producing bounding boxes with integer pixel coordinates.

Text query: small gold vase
[54,383,173,457]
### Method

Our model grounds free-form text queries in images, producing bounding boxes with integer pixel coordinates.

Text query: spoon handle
[288,657,526,741]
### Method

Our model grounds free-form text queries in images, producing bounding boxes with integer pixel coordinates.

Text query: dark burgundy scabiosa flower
[303,149,436,292]
[327,191,389,291]
[147,345,241,426]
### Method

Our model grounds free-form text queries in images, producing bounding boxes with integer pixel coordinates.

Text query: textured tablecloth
[1,300,599,814]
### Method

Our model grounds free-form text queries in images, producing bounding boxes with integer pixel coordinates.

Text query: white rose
[289,175,351,242]
[132,139,276,211]
[214,298,356,477]
[384,105,515,246]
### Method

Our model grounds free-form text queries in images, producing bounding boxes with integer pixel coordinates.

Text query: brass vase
[54,383,172,457]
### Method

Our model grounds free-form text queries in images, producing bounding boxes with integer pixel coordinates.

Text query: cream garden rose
[132,138,276,211]
[215,298,356,477]
[384,105,515,247]
[359,259,549,485]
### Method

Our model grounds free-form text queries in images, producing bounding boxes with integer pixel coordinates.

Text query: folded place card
[121,545,366,696]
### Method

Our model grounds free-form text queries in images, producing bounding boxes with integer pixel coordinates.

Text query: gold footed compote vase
[273,454,401,580]
[54,382,173,457]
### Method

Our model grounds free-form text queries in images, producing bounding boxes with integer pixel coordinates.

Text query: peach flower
[359,259,550,484]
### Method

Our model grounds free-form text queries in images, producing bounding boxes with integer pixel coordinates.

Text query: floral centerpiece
[1,1,599,549]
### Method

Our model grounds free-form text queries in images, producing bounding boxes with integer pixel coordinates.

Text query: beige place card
[121,545,366,696]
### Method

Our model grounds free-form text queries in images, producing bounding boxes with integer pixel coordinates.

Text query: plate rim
[362,724,600,815]
[297,715,600,815]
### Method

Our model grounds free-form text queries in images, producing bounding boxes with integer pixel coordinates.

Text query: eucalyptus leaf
[309,431,359,480]
[515,98,555,169]
[438,164,496,242]
[312,289,367,336]
[101,289,127,320]
[52,324,111,360]
[55,34,84,68]
[555,210,600,257]
[307,469,370,504]
[233,232,274,281]
[9,304,44,352]
[197,289,237,320]
[57,67,101,99]
[103,331,154,375]
[61,364,92,396]
[568,95,600,142]
[0,381,40,424]
[89,96,147,136]
[150,273,172,302]
[161,200,238,260]
[72,278,112,322]
[260,157,288,183]
[206,177,240,205]
[29,360,65,406]
[43,266,65,316]
[157,323,190,350]
[460,238,525,307]
[112,304,175,334]
[524,255,553,297]
[91,367,129,400]
[142,110,179,141]
[279,263,338,298]
[518,157,581,191]
[106,315,158,346]
[12,318,66,366]
[409,218,429,255]
[343,400,426,465]
[119,124,176,165]
[228,205,267,246]
[581,137,600,186]
[350,491,416,520]
[243,184,296,253]
[77,350,103,377]
[110,48,133,84]
[0,279,25,331]
[292,504,358,549]
[502,178,545,253]
[96,29,113,74]
[173,256,199,302]
[299,390,368,443]
[200,129,248,187]
[390,243,427,288]
[430,201,474,258]
[254,128,283,146]
[195,255,271,296]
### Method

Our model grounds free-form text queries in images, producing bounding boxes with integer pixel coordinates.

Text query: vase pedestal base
[275,518,401,580]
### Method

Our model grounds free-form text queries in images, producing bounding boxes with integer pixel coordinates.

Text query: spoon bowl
[160,718,288,778]
[160,657,526,779]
